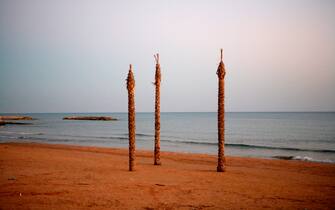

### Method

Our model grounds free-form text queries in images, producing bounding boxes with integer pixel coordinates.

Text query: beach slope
[0,143,334,209]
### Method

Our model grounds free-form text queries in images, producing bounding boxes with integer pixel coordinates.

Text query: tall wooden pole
[127,64,136,171]
[217,49,226,172]
[154,54,161,165]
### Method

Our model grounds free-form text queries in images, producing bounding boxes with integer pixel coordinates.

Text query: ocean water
[0,112,335,163]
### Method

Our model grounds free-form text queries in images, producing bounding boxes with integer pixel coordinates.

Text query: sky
[0,0,334,113]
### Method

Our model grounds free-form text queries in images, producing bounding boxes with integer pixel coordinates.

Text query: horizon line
[1,111,334,114]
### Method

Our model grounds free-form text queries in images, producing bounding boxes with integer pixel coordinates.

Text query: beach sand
[1,143,334,209]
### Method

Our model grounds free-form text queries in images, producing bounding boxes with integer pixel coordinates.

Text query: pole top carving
[127,64,135,92]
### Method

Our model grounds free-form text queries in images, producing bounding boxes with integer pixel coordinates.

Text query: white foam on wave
[293,156,313,161]
[293,156,335,163]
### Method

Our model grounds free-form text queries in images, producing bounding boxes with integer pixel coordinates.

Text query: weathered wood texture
[217,49,226,172]
[127,64,136,171]
[154,54,161,165]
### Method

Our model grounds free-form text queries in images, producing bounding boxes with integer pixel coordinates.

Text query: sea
[0,112,335,163]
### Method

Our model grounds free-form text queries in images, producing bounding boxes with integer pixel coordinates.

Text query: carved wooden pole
[127,64,136,171]
[217,49,226,172]
[154,53,161,165]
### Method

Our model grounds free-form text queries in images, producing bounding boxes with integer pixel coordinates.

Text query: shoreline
[2,141,334,166]
[1,139,334,164]
[2,141,327,163]
[1,142,335,209]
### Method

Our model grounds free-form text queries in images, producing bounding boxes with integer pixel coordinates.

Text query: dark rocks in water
[63,116,117,121]
[0,116,33,120]
[272,156,295,160]
[0,120,32,125]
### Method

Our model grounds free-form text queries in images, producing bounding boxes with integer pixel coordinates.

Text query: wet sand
[1,142,334,209]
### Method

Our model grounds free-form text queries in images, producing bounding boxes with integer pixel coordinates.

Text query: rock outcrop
[63,116,117,121]
[0,116,33,120]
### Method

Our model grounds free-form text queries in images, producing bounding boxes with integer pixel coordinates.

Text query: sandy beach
[0,142,334,209]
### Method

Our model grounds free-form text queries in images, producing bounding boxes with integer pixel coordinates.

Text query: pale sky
[0,0,334,113]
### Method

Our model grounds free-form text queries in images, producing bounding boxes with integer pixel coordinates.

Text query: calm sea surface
[1,112,334,163]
